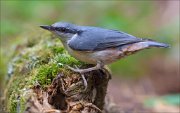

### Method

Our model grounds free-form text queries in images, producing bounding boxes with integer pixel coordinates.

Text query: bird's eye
[61,28,66,32]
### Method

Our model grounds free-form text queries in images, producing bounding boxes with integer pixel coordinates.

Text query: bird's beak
[40,25,54,31]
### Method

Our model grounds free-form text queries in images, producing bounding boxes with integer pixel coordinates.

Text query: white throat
[67,33,78,44]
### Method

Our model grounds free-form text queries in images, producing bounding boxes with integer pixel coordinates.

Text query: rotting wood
[24,68,111,113]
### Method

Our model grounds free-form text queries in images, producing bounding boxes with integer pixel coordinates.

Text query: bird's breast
[64,43,123,64]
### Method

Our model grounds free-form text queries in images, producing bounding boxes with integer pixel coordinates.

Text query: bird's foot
[66,65,87,73]
[66,63,102,91]
[66,65,98,74]
[66,62,102,74]
[66,65,88,91]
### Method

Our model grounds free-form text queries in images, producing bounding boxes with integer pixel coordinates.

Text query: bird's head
[40,22,81,41]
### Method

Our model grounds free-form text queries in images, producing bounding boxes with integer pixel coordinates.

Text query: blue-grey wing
[68,28,142,51]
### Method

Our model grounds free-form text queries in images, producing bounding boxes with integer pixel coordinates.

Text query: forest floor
[107,73,180,113]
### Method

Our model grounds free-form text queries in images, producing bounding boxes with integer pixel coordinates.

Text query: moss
[7,75,26,113]
[8,93,17,113]
[5,30,86,112]
[54,53,83,67]
[31,64,59,87]
[50,46,65,54]
[7,87,31,113]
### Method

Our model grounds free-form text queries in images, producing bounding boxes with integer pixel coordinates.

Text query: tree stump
[2,31,114,113]
[25,68,111,113]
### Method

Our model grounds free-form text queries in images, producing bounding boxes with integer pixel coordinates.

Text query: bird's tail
[122,39,170,53]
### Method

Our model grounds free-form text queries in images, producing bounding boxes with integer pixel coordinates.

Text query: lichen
[5,31,86,113]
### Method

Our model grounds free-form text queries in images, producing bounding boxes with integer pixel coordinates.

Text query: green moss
[31,64,59,87]
[6,31,86,112]
[8,92,15,113]
[50,46,65,54]
[7,75,27,113]
[54,53,83,67]
[7,88,31,113]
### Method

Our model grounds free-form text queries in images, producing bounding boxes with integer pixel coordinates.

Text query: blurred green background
[0,0,179,94]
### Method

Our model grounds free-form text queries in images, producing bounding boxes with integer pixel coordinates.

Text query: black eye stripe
[55,27,68,32]
[54,27,81,34]
[61,27,66,31]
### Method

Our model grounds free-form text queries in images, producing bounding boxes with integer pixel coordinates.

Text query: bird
[40,22,169,74]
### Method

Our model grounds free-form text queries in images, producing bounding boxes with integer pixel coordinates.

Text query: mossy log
[2,31,116,113]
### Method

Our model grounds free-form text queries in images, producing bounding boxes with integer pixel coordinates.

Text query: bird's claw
[66,65,88,91]
[66,65,84,73]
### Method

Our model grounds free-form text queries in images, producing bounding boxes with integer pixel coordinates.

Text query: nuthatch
[40,22,169,74]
